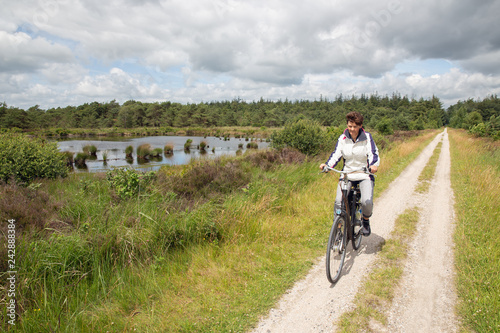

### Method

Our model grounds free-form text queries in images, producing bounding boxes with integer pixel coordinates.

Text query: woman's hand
[369,166,378,173]
[319,163,327,171]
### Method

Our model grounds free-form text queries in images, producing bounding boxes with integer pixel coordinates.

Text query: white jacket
[325,128,380,181]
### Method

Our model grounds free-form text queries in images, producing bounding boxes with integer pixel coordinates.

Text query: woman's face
[347,121,361,139]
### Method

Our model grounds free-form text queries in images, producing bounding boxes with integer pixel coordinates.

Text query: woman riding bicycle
[319,111,380,236]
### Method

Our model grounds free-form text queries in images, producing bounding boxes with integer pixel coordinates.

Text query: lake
[57,135,270,172]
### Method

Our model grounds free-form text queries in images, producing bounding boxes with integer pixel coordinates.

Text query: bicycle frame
[322,166,374,283]
[323,166,372,233]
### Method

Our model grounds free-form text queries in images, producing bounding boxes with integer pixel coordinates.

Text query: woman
[319,111,380,236]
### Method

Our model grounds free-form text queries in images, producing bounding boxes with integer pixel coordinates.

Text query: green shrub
[469,116,500,140]
[0,133,67,184]
[410,118,425,130]
[376,117,394,135]
[271,118,326,156]
[462,111,483,130]
[199,141,207,151]
[106,168,156,199]
[469,123,487,137]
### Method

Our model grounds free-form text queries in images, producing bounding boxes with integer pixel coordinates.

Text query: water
[57,135,270,172]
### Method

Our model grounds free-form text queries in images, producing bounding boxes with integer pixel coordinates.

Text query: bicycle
[321,166,375,284]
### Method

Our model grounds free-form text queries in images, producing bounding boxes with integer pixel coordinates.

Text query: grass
[338,208,420,331]
[0,130,440,332]
[415,141,443,193]
[137,144,152,159]
[448,129,500,333]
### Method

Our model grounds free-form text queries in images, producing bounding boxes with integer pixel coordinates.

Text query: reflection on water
[58,135,270,172]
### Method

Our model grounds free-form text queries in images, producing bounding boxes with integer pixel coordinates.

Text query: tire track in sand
[385,129,457,332]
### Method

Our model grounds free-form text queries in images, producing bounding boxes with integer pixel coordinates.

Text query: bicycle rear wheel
[326,216,346,284]
[352,220,363,250]
[352,203,363,250]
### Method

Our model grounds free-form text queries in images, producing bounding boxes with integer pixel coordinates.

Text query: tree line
[1,93,497,136]
[446,95,500,139]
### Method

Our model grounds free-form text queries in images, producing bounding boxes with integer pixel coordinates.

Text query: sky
[1,0,500,110]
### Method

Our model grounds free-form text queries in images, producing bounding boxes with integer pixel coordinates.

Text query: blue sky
[1,0,499,110]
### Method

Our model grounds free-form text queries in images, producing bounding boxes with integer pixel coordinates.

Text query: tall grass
[448,129,500,332]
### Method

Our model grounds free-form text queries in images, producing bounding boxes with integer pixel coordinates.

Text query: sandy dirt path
[250,130,457,333]
[386,130,457,332]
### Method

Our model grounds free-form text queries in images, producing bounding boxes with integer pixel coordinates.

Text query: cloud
[0,31,74,73]
[0,0,499,109]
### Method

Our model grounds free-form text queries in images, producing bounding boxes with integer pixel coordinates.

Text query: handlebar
[320,166,376,177]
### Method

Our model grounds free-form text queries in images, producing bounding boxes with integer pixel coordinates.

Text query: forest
[0,93,499,138]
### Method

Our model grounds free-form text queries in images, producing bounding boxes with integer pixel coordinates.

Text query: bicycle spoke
[326,217,346,284]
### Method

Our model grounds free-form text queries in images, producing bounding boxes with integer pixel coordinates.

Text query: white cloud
[0,0,499,109]
[0,31,73,73]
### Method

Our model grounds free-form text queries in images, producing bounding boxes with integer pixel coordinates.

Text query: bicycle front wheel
[326,216,347,284]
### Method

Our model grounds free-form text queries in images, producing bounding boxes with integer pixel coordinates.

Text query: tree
[462,111,482,130]
[449,106,466,128]
[376,117,394,135]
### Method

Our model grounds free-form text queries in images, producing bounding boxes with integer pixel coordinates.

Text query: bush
[245,148,306,171]
[199,141,207,151]
[158,159,251,198]
[376,117,394,135]
[0,133,67,184]
[469,123,487,137]
[106,168,156,199]
[271,119,326,156]
[0,182,59,232]
[462,111,483,130]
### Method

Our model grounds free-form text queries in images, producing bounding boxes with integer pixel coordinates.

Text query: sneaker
[362,220,371,236]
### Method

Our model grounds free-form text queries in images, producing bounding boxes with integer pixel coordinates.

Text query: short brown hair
[346,111,364,126]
